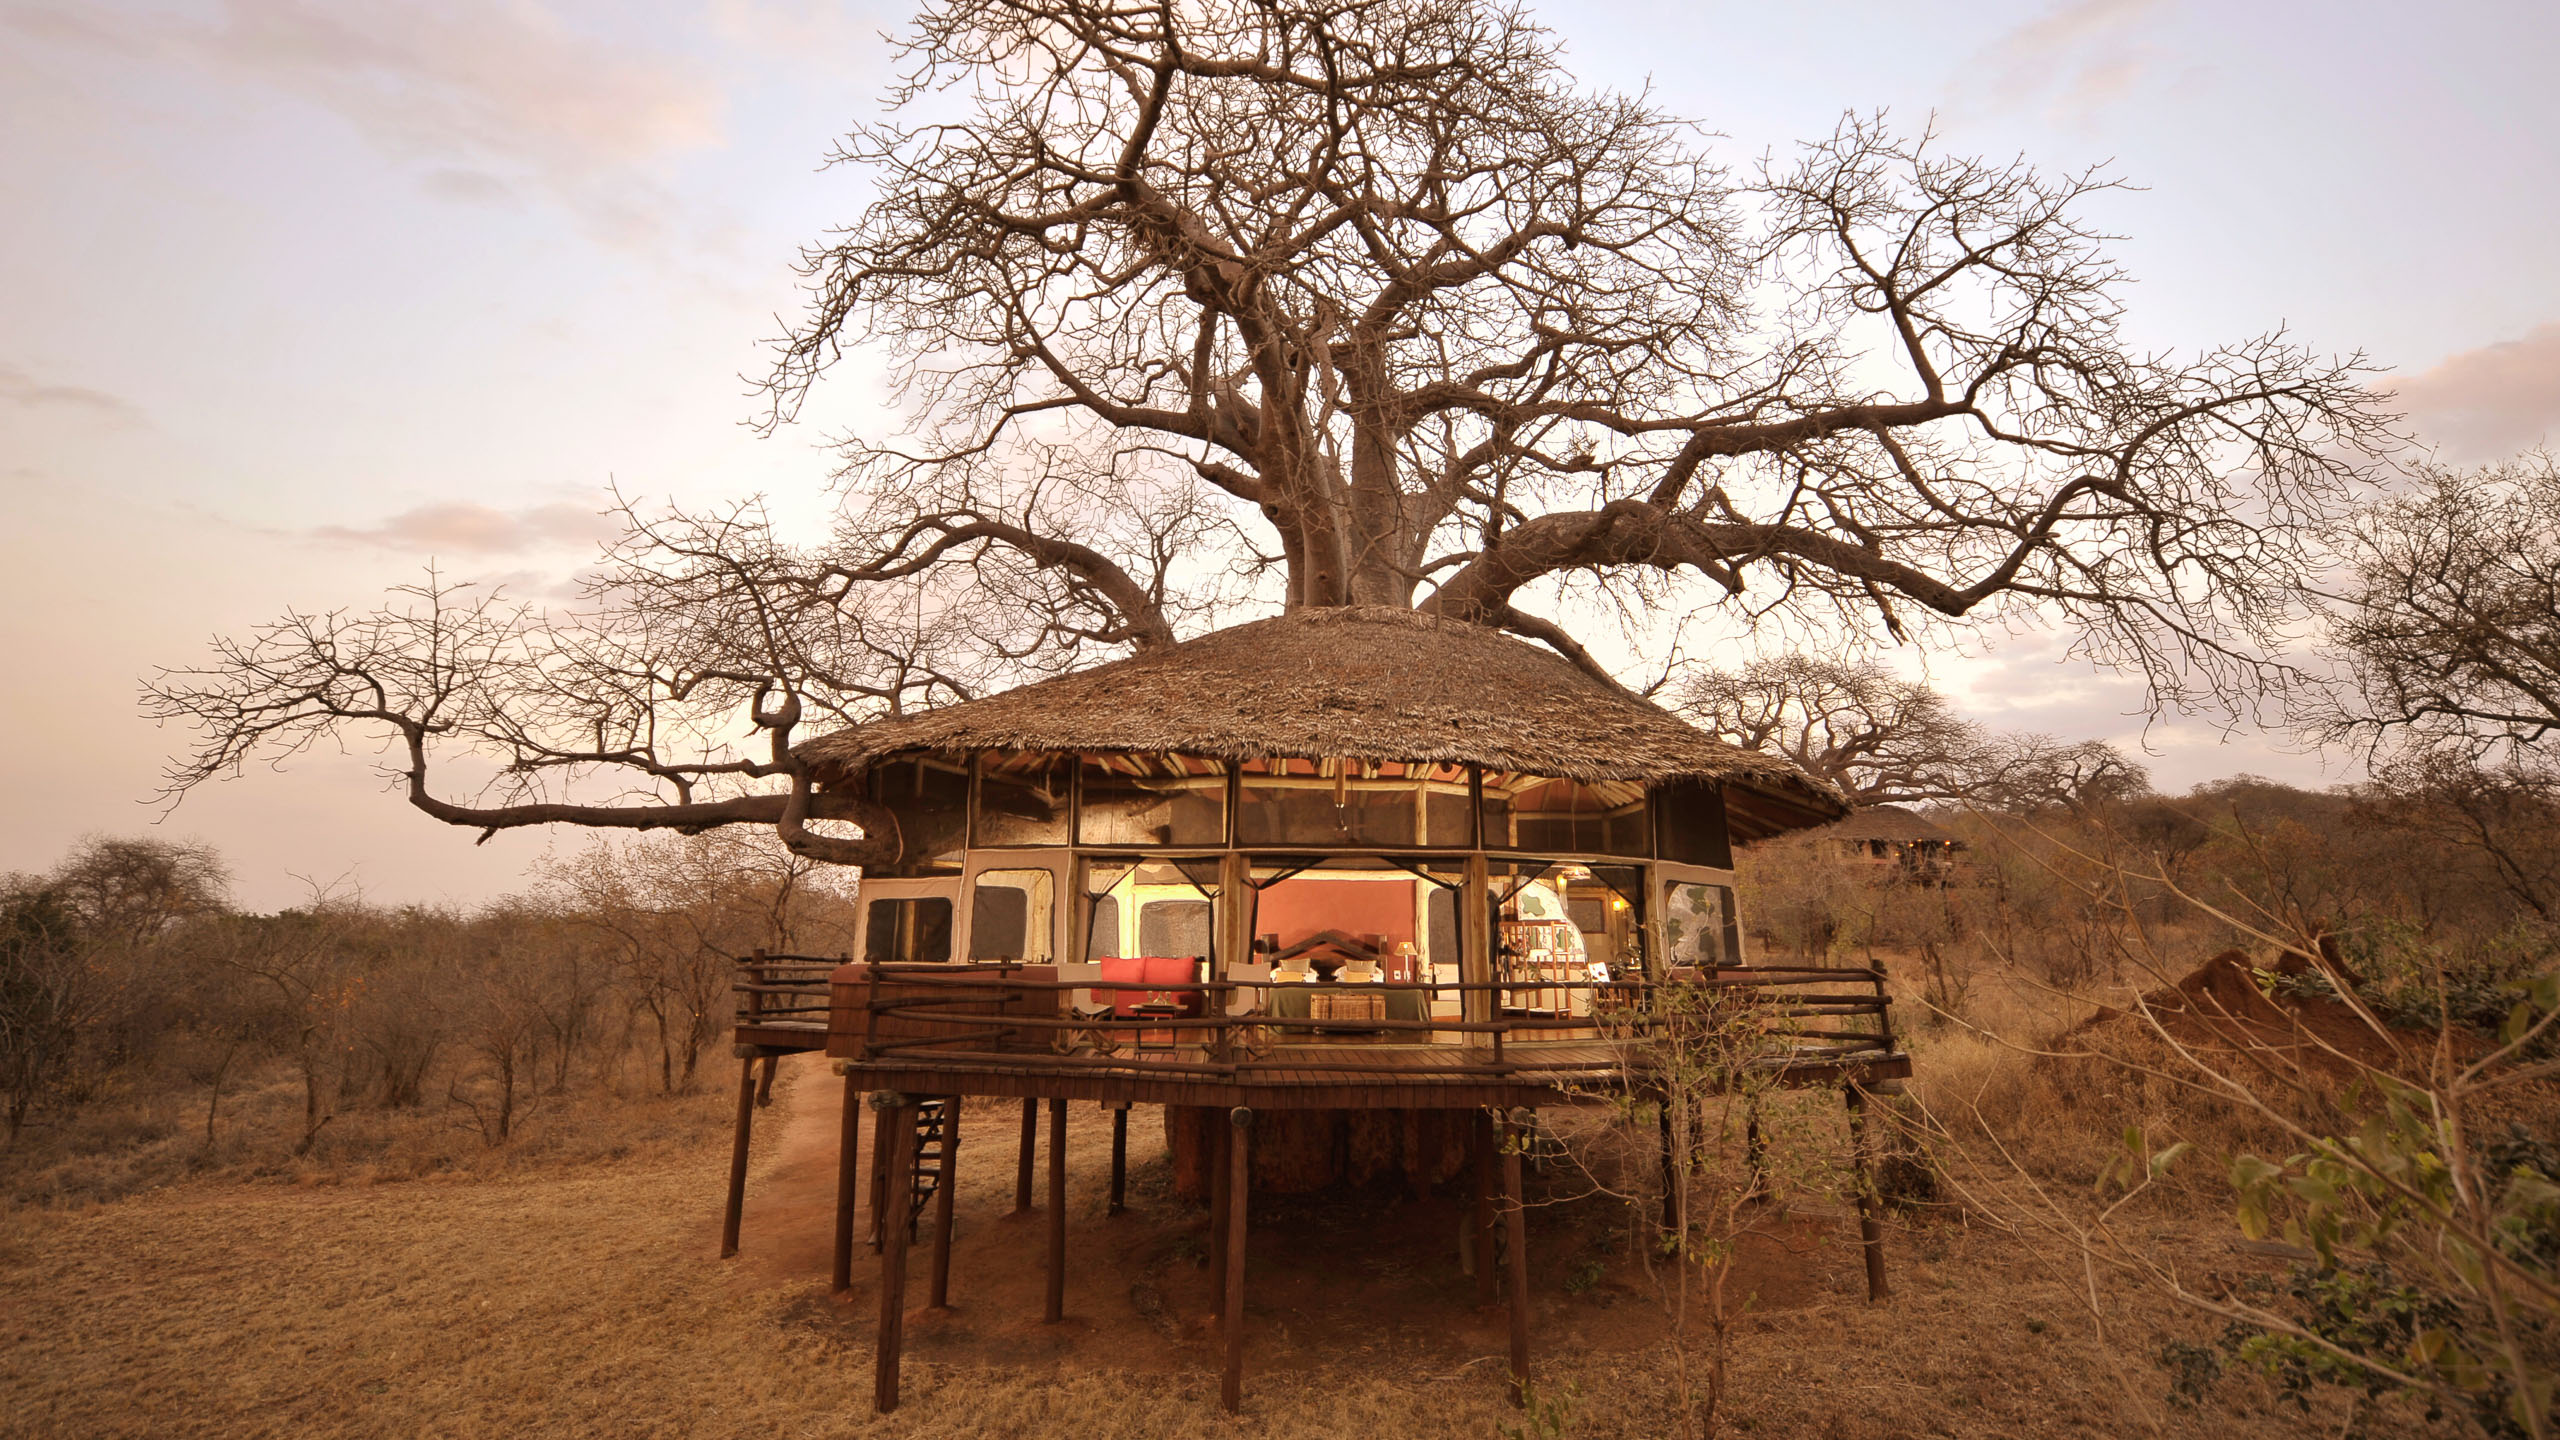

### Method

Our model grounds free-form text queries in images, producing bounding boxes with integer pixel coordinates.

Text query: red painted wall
[1253,877,1416,950]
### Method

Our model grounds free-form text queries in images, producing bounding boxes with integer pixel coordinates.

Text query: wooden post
[1460,854,1493,1026]
[1209,1109,1232,1317]
[831,1069,862,1294]
[720,1053,757,1258]
[1108,1104,1129,1216]
[1044,1096,1069,1323]
[755,1053,779,1107]
[1501,1110,1532,1407]
[874,1093,918,1414]
[929,1097,962,1310]
[1846,1084,1890,1302]
[868,1091,896,1253]
[1471,1108,1498,1307]
[1221,1106,1252,1414]
[1014,1097,1038,1213]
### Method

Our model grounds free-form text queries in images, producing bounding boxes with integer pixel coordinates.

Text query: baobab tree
[147,0,2386,864]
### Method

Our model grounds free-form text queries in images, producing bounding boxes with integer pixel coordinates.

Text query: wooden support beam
[868,1091,895,1254]
[1044,1096,1068,1323]
[874,1093,918,1415]
[831,1070,861,1294]
[929,1096,962,1310]
[1108,1105,1129,1216]
[1221,1106,1252,1415]
[1209,1109,1232,1318]
[721,1054,757,1259]
[755,1053,779,1108]
[1846,1084,1890,1302]
[1501,1111,1531,1408]
[1015,1097,1038,1214]
[1472,1109,1498,1308]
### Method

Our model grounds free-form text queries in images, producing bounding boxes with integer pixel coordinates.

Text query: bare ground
[0,1054,2430,1439]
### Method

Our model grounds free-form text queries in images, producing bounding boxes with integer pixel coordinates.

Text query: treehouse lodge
[721,607,1912,1414]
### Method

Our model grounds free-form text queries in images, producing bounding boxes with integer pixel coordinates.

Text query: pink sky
[4,0,2555,909]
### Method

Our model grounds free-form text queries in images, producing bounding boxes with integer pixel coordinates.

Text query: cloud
[0,363,147,426]
[419,167,516,206]
[1963,0,2172,125]
[313,501,615,554]
[2387,322,2560,463]
[11,1,724,243]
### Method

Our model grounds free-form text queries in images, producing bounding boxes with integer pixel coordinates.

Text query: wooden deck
[721,954,1911,1418]
[736,955,1912,1112]
[834,1037,1909,1110]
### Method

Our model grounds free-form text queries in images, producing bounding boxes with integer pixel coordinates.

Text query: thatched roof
[800,607,1848,836]
[1823,804,1960,844]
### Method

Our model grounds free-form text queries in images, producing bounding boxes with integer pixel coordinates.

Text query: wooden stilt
[1014,1097,1038,1214]
[873,1094,918,1414]
[1472,1108,1498,1307]
[868,1091,895,1253]
[720,1054,757,1259]
[1846,1085,1890,1302]
[1209,1107,1232,1317]
[1221,1106,1252,1414]
[754,1053,779,1107]
[929,1096,962,1309]
[1501,1111,1531,1407]
[1108,1104,1129,1216]
[831,1071,861,1294]
[1044,1096,1068,1323]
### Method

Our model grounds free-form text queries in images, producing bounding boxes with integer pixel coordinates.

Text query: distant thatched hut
[1819,803,1964,882]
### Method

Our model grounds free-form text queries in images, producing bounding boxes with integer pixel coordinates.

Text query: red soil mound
[2072,949,2413,1074]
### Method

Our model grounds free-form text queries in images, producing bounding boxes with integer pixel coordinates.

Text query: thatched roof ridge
[800,607,1846,827]
[1824,804,1960,843]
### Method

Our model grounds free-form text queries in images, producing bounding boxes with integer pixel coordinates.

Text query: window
[1082,857,1221,962]
[1075,753,1228,846]
[1138,898,1213,958]
[1660,882,1739,970]
[967,868,1055,962]
[1235,758,1471,848]
[862,896,954,964]
[1651,779,1732,867]
[1483,772,1648,856]
[975,751,1073,847]
[868,757,969,870]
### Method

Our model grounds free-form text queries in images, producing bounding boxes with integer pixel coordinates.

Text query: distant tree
[1676,657,1984,804]
[2327,453,2560,758]
[0,884,89,1146]
[1967,733,2150,814]
[1678,654,2145,811]
[49,836,229,949]
[145,0,2384,866]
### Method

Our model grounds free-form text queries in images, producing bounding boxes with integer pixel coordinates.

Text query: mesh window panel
[1076,755,1227,846]
[976,751,1073,846]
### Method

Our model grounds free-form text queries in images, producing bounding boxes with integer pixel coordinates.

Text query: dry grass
[0,1036,2450,1440]
[1,1056,732,1211]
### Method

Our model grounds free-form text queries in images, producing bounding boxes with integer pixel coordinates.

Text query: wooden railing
[734,950,839,1028]
[736,955,1902,1086]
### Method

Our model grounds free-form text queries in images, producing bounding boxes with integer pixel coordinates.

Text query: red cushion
[1091,955,1205,1017]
